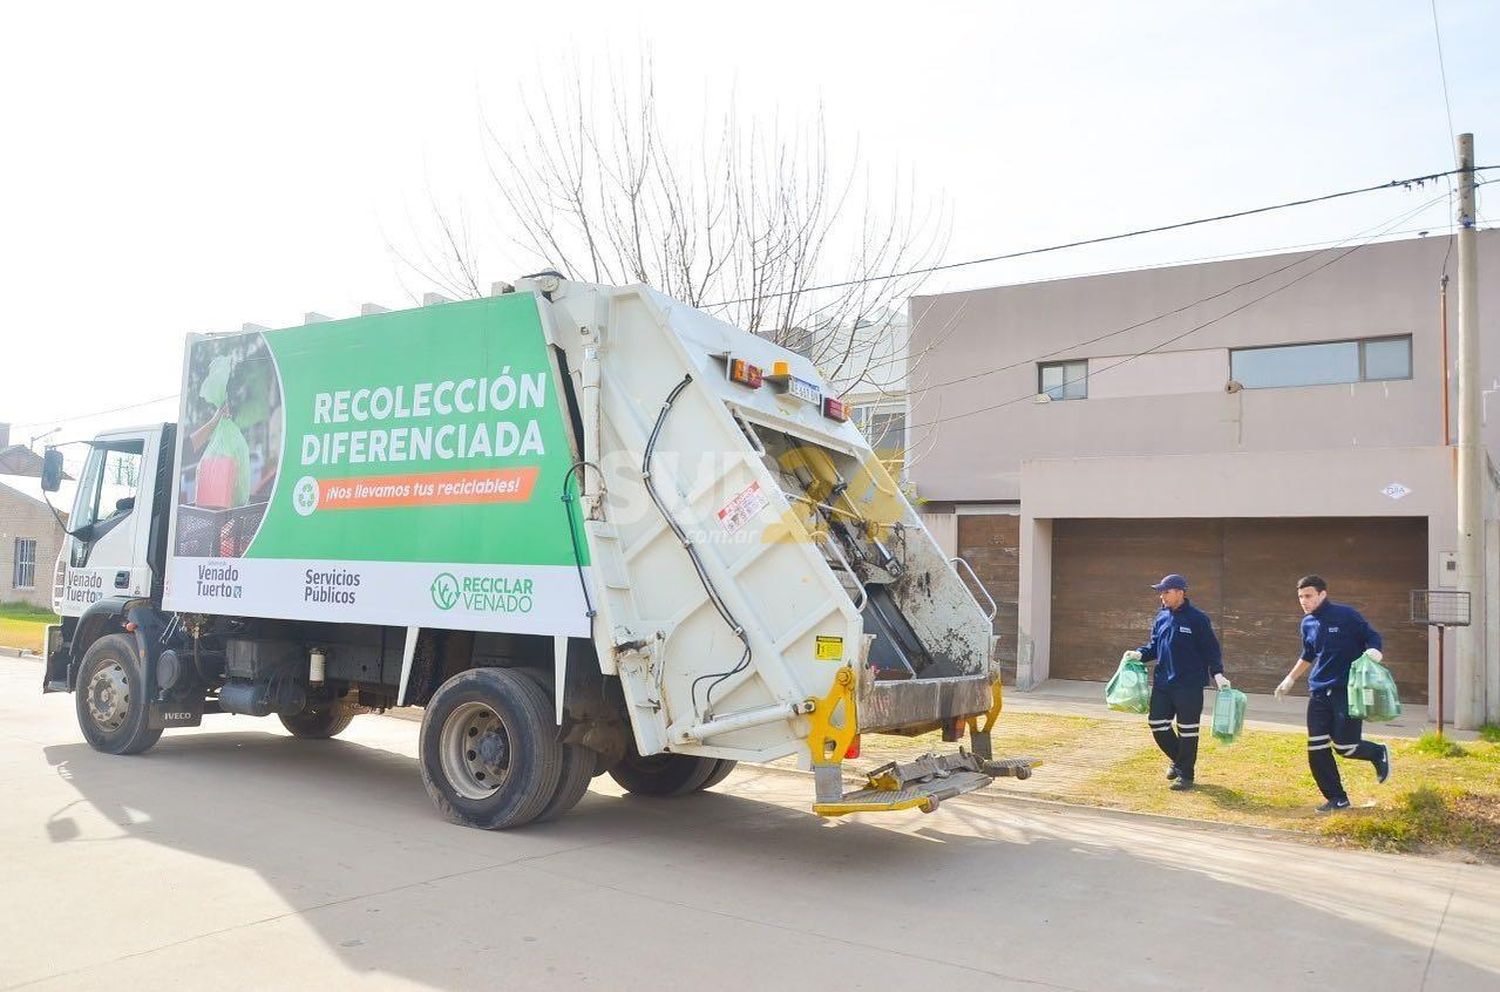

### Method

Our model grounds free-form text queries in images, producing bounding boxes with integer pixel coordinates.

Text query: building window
[851,402,907,453]
[13,538,37,589]
[1230,335,1412,389]
[1039,360,1088,400]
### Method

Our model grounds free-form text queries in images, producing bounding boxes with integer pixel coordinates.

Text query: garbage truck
[39,275,1030,829]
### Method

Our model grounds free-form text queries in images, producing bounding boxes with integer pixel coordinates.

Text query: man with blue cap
[1124,573,1229,791]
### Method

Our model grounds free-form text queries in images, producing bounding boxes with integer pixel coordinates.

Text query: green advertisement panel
[163,294,593,636]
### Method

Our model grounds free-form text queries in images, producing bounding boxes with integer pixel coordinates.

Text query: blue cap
[1151,573,1188,592]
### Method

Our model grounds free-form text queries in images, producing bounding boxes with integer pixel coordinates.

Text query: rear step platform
[813,750,1038,817]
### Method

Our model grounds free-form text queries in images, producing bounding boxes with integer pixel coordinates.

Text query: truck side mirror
[41,448,63,492]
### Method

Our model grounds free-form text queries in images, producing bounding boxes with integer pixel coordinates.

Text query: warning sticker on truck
[716,480,768,535]
[815,635,844,661]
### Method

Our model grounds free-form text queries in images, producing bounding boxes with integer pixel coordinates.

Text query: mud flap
[149,697,204,730]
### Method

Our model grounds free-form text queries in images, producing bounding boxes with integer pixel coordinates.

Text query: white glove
[1367,649,1383,663]
[1214,673,1231,690]
[1274,676,1294,700]
[1123,650,1142,662]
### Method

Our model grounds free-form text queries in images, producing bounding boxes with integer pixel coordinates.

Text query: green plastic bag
[199,355,234,406]
[199,417,252,507]
[1347,652,1402,722]
[1105,655,1151,714]
[1212,687,1247,744]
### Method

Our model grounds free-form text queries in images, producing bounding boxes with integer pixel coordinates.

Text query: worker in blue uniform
[1124,574,1229,791]
[1274,574,1393,812]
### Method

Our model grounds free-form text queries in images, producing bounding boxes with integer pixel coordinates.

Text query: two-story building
[909,232,1500,721]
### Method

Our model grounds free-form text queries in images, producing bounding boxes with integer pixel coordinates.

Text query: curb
[0,646,41,661]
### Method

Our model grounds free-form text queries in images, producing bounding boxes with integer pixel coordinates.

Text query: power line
[909,192,1454,397]
[707,165,1494,307]
[1430,0,1459,279]
[905,192,1446,435]
[1430,0,1458,151]
[11,393,180,431]
[19,172,1493,435]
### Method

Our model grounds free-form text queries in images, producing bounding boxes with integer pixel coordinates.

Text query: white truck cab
[54,426,169,616]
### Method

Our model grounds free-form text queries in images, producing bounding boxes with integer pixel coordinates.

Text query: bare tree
[405,58,951,397]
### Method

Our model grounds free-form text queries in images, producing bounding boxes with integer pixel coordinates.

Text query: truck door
[58,432,157,614]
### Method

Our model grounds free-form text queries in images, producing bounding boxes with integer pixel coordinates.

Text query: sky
[2,0,1496,453]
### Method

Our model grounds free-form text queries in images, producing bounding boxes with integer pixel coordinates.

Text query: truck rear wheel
[535,743,595,822]
[608,744,720,797]
[699,759,737,790]
[75,633,162,756]
[279,702,356,739]
[419,668,563,830]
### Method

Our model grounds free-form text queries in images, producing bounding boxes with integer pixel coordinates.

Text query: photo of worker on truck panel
[174,333,282,558]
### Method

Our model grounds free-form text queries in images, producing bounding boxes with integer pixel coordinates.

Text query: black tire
[698,759,738,791]
[279,702,356,739]
[536,743,595,822]
[419,668,563,830]
[75,633,162,755]
[608,743,720,797]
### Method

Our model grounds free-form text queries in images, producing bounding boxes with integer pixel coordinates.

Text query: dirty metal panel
[858,673,993,732]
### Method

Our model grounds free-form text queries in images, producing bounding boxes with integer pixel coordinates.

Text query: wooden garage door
[1049,517,1428,700]
[956,513,1020,683]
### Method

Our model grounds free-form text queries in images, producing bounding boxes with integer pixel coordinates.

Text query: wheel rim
[86,661,132,732]
[439,701,511,800]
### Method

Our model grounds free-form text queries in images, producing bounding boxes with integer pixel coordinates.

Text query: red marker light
[844,735,861,759]
[822,396,849,422]
[729,358,763,388]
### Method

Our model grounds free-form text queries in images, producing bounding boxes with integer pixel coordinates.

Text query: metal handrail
[950,556,998,622]
[813,530,868,611]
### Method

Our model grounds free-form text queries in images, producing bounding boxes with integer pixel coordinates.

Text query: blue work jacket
[1138,599,1223,688]
[1300,600,1383,690]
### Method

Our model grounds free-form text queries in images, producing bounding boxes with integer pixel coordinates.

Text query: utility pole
[1454,132,1487,730]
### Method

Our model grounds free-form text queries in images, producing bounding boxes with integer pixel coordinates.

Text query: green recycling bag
[199,355,234,406]
[1347,652,1402,722]
[1212,687,1247,744]
[199,417,252,507]
[1105,655,1151,714]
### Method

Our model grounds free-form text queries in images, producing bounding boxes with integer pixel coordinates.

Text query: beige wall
[0,489,63,611]
[909,232,1500,502]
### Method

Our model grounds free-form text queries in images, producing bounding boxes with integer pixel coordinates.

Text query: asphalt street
[1,658,1495,991]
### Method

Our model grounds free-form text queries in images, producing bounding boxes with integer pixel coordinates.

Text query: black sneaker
[1166,765,1181,781]
[1374,743,1391,785]
[1317,798,1352,813]
[1169,778,1195,791]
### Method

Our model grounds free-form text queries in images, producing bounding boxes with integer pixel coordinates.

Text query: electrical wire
[560,461,600,631]
[1430,0,1459,279]
[11,393,180,431]
[637,374,753,718]
[705,166,1497,307]
[24,167,1494,432]
[910,189,1454,397]
[905,190,1449,435]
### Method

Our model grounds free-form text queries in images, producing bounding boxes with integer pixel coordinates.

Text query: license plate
[785,376,821,404]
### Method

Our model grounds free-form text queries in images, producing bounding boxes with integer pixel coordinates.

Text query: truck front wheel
[419,668,563,830]
[607,744,723,797]
[75,633,162,755]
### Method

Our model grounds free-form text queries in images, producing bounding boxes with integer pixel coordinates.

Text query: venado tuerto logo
[429,572,535,615]
[430,572,461,610]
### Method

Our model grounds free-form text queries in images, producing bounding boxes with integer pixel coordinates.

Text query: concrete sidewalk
[1006,678,1478,741]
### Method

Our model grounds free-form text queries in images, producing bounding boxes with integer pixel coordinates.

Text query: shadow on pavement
[33,729,1496,992]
